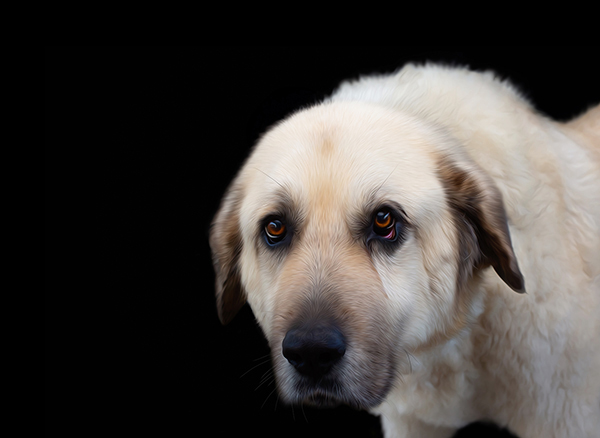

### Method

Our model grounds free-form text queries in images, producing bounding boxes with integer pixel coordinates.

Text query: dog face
[210,101,524,409]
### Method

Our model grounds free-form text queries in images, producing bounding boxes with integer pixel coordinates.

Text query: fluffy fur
[210,64,600,438]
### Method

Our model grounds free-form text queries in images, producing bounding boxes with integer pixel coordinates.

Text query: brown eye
[265,219,287,244]
[375,211,392,228]
[373,210,396,239]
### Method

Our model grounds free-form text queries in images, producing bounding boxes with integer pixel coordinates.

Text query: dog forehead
[241,102,445,222]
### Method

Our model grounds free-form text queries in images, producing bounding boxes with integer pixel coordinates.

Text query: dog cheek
[373,242,436,345]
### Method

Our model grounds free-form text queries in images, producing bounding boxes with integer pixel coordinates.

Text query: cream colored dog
[210,64,599,438]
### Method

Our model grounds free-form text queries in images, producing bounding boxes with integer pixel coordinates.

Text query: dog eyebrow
[363,187,409,221]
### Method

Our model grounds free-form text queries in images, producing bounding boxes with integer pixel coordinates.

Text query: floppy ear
[437,156,525,293]
[209,184,247,324]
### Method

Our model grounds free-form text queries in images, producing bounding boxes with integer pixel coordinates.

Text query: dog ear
[438,156,525,293]
[209,184,247,324]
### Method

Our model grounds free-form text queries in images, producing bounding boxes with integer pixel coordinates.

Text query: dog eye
[373,210,396,239]
[265,219,287,244]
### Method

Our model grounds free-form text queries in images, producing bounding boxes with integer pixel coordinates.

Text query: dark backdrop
[45,47,599,437]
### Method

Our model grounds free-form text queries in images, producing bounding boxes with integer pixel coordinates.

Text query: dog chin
[279,374,390,411]
[299,387,385,411]
[304,391,342,408]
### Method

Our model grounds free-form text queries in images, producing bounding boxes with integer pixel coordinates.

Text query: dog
[209,64,599,437]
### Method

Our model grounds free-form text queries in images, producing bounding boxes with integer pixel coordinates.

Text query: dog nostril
[285,351,304,368]
[282,323,346,379]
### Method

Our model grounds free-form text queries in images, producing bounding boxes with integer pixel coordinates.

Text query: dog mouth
[291,375,346,408]
[287,374,389,410]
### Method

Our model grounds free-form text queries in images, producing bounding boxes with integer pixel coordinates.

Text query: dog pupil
[268,220,284,235]
[376,211,391,227]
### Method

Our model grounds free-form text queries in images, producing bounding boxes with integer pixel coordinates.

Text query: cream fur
[210,64,600,438]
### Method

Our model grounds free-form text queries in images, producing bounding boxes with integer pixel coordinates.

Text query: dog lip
[295,378,379,410]
[293,375,344,408]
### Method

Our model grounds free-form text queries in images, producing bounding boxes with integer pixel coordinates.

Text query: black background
[46,47,599,437]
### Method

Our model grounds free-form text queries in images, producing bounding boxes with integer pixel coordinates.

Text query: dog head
[210,101,524,409]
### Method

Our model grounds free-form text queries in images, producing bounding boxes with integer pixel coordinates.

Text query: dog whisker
[256,370,275,391]
[261,387,278,410]
[252,167,285,190]
[374,162,400,196]
[300,403,309,423]
[239,357,272,379]
[252,353,272,362]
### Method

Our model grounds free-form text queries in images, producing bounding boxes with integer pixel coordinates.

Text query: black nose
[282,322,346,380]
